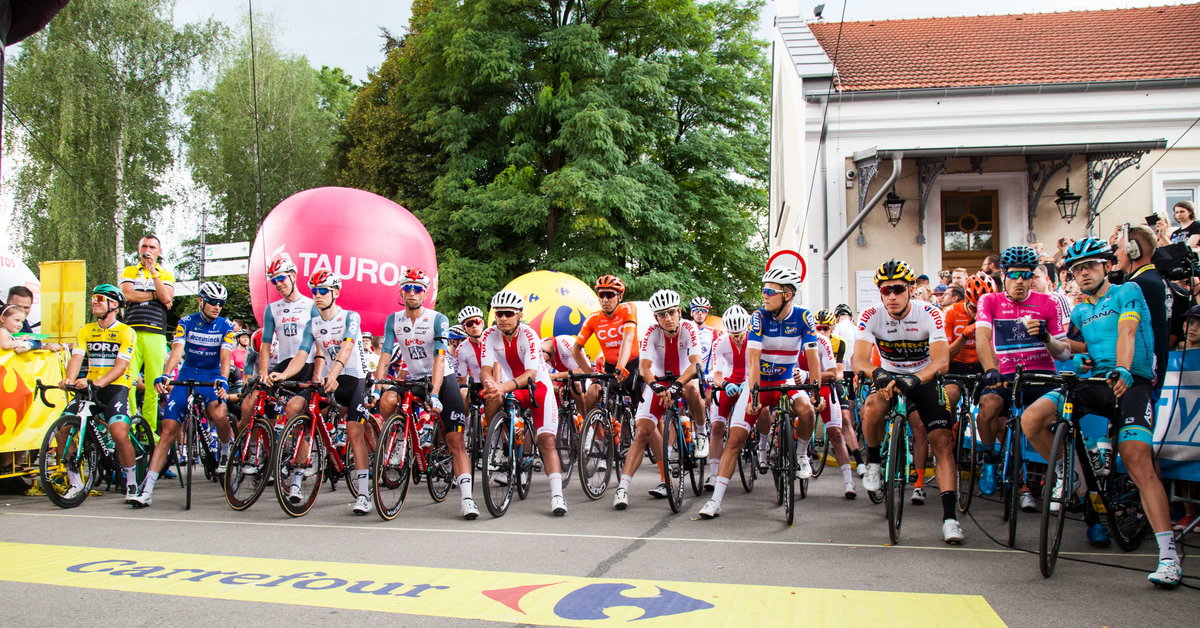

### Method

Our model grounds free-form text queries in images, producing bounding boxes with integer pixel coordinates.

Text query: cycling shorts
[163,379,225,423]
[729,379,809,433]
[326,374,370,424]
[1038,378,1155,446]
[409,377,467,431]
[272,357,313,383]
[65,385,131,426]
[982,371,1057,416]
[947,361,982,377]
[512,379,559,437]
[710,378,746,425]
[602,358,643,399]
[817,384,842,429]
[869,379,953,433]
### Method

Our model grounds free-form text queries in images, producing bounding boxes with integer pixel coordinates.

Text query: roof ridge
[805,2,1199,27]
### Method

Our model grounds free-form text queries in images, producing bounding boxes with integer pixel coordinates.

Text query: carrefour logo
[484,581,714,621]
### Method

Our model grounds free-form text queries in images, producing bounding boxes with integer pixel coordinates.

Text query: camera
[1146,214,1161,227]
[1155,242,1200,281]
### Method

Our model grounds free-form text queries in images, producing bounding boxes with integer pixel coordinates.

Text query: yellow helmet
[874,259,915,286]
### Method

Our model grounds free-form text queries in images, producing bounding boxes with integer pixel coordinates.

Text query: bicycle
[33,381,155,509]
[944,373,982,514]
[650,375,702,513]
[1017,371,1151,577]
[167,379,225,510]
[463,381,486,481]
[755,382,821,525]
[553,376,585,485]
[370,378,454,520]
[481,382,541,517]
[999,368,1038,547]
[876,383,915,545]
[577,373,634,500]
[224,378,288,511]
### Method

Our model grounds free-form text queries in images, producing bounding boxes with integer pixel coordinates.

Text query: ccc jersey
[381,309,449,379]
[172,313,235,376]
[1071,282,1156,381]
[942,301,978,364]
[748,306,819,381]
[299,309,366,378]
[73,321,137,387]
[577,303,639,364]
[261,296,318,366]
[639,320,701,378]
[856,301,947,375]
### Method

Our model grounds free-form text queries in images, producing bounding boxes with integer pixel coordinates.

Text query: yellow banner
[38,260,87,345]
[0,350,67,453]
[0,541,1004,626]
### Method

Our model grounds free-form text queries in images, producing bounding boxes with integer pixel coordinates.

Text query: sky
[0,0,1188,262]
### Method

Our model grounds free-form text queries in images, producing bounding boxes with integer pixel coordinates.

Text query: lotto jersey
[299,309,366,378]
[855,301,947,375]
[456,338,484,382]
[748,306,819,381]
[1071,282,1156,380]
[974,291,1066,375]
[480,323,549,382]
[942,301,978,364]
[577,303,639,364]
[73,321,137,387]
[261,296,318,366]
[712,333,749,384]
[171,313,235,376]
[381,309,449,379]
[639,320,701,378]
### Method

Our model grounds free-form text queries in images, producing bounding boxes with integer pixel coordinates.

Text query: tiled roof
[806,3,1200,91]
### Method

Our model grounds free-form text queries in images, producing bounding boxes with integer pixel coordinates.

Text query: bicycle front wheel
[662,413,685,513]
[782,414,797,525]
[482,412,515,517]
[225,417,273,511]
[555,410,578,485]
[129,415,156,488]
[425,420,454,503]
[272,414,326,517]
[372,414,413,521]
[737,432,757,493]
[578,409,614,500]
[1006,425,1025,548]
[811,418,829,478]
[38,416,96,509]
[1039,422,1072,577]
[885,417,909,545]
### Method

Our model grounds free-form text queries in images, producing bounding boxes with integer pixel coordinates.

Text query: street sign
[204,241,250,261]
[202,258,249,277]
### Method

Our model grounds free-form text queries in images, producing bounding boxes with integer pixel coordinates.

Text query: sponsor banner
[0,350,66,453]
[0,542,1003,627]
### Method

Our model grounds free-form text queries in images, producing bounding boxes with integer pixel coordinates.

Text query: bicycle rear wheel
[738,431,757,493]
[1039,423,1072,577]
[466,405,483,482]
[482,413,515,517]
[425,420,453,503]
[38,416,97,509]
[225,417,273,511]
[129,415,155,488]
[272,414,326,517]
[1105,472,1149,551]
[372,413,413,520]
[782,415,797,525]
[885,417,909,545]
[578,409,614,500]
[662,413,685,513]
[957,408,977,513]
[555,410,578,485]
[688,421,705,497]
[346,416,381,499]
[1006,426,1025,548]
[811,419,829,478]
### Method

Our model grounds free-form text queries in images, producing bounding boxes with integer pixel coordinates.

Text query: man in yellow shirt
[120,235,175,430]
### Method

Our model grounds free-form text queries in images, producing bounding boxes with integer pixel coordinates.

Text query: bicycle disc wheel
[224,417,273,511]
[885,418,909,545]
[578,409,614,500]
[737,433,757,493]
[1006,427,1025,548]
[1039,423,1072,577]
[783,415,797,525]
[555,410,578,485]
[372,414,412,521]
[345,416,381,499]
[38,416,96,509]
[272,414,326,517]
[957,409,977,513]
[1105,472,1149,551]
[129,415,156,488]
[662,414,683,513]
[426,420,454,502]
[482,413,515,517]
[811,419,828,478]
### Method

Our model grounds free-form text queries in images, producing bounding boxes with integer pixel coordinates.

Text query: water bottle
[681,415,693,444]
[1094,436,1113,476]
[418,418,436,449]
[333,422,347,453]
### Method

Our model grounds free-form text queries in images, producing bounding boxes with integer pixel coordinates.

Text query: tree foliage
[334,0,769,314]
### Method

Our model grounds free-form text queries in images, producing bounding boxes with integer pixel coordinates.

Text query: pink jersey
[974,291,1066,375]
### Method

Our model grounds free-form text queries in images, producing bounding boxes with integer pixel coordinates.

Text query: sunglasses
[1004,270,1034,280]
[311,287,333,296]
[654,309,679,319]
[1069,260,1103,275]
[597,291,619,300]
[762,287,785,297]
[270,275,289,285]
[401,284,426,294]
[463,318,483,327]
[879,285,908,296]
[816,325,831,332]
[202,298,226,307]
[90,294,117,304]
[494,310,520,319]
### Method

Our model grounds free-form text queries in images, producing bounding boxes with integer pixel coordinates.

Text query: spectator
[981,254,1001,277]
[1053,237,1077,269]
[1063,280,1085,306]
[1179,306,1200,350]
[943,285,966,308]
[912,285,931,302]
[1057,266,1071,289]
[951,267,969,288]
[120,234,175,431]
[1032,264,1072,330]
[4,286,61,351]
[915,274,931,290]
[1171,201,1200,249]
[1112,224,1171,392]
[1153,211,1173,247]
[0,305,34,353]
[931,284,948,306]
[937,269,952,287]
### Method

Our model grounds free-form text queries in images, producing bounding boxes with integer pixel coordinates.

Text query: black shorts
[395,378,467,431]
[1042,378,1155,445]
[328,374,369,423]
[66,385,131,425]
[982,371,1057,416]
[872,378,954,433]
[948,361,982,376]
[604,357,644,399]
[272,357,314,383]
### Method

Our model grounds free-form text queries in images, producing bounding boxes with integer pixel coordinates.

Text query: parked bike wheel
[38,416,98,509]
[578,409,614,500]
[425,419,454,502]
[272,414,326,517]
[885,418,909,545]
[224,417,273,511]
[1038,423,1072,577]
[482,413,515,517]
[372,413,413,521]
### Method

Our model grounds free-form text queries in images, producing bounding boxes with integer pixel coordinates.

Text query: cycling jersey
[855,301,946,374]
[171,313,235,377]
[834,319,857,363]
[712,333,748,384]
[73,321,137,387]
[1071,282,1156,380]
[695,325,717,379]
[456,337,484,382]
[829,334,846,364]
[119,264,175,332]
[942,301,979,364]
[260,296,318,367]
[299,308,367,378]
[546,335,588,373]
[479,323,558,436]
[380,309,449,379]
[748,306,819,380]
[639,320,700,378]
[974,291,1066,375]
[796,333,837,374]
[577,303,639,364]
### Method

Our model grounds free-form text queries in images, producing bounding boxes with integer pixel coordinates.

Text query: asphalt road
[0,463,1195,626]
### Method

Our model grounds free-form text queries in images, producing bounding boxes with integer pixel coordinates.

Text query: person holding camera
[1169,201,1200,249]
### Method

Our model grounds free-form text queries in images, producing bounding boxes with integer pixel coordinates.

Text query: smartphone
[1146,214,1161,227]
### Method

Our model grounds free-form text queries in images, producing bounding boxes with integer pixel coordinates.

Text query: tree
[4,0,218,287]
[334,0,769,315]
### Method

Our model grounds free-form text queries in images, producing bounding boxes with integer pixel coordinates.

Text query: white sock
[1156,531,1179,562]
[712,475,730,503]
[709,458,720,476]
[292,470,304,487]
[457,474,473,501]
[123,466,137,488]
[840,464,853,484]
[757,437,769,451]
[220,440,231,457]
[548,472,563,498]
[68,470,82,488]
[143,470,159,495]
[798,438,810,455]
[354,469,369,495]
[618,474,632,491]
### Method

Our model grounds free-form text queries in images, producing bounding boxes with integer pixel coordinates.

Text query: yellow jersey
[72,321,137,387]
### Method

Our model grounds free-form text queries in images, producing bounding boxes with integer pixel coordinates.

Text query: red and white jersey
[480,323,549,382]
[546,335,588,373]
[639,320,700,378]
[796,333,837,374]
[711,332,749,384]
[455,338,484,381]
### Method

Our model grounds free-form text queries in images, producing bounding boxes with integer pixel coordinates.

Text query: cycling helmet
[874,259,915,285]
[491,289,525,310]
[999,245,1039,270]
[816,309,836,326]
[401,267,430,288]
[1063,237,1115,267]
[722,305,750,334]
[234,329,250,339]
[964,273,997,305]
[648,289,681,312]
[457,305,484,324]
[266,258,297,277]
[197,281,228,302]
[308,269,342,290]
[448,325,467,340]
[834,303,853,318]
[91,284,125,307]
[594,274,626,294]
[690,296,711,311]
[251,328,263,351]
[761,267,801,291]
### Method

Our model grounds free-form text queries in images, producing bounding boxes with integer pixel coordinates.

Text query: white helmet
[690,296,711,310]
[490,289,525,310]
[648,289,681,313]
[722,305,750,333]
[457,305,484,324]
[762,267,801,291]
[266,258,297,277]
[197,281,228,302]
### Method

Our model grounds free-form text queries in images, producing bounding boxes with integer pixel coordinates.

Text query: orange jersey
[577,303,639,364]
[943,301,978,364]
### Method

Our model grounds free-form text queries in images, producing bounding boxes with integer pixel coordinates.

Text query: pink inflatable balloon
[249,187,437,334]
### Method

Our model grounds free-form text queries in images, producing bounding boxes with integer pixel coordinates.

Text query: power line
[1089,112,1200,228]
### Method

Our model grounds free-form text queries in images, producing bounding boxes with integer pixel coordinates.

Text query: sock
[941,491,957,521]
[757,436,769,451]
[1156,531,1179,562]
[548,472,563,498]
[456,473,473,501]
[867,446,882,464]
[220,440,231,457]
[292,470,304,487]
[123,466,137,488]
[142,470,159,495]
[915,468,926,489]
[712,475,730,503]
[68,469,82,487]
[797,438,810,456]
[709,458,720,476]
[851,449,863,465]
[840,464,852,484]
[618,474,632,491]
[354,469,369,496]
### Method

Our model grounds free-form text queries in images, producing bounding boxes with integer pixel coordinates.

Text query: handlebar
[34,379,89,408]
[168,379,223,389]
[366,377,431,393]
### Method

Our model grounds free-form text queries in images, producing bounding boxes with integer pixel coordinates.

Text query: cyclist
[374,269,474,519]
[707,305,751,490]
[131,282,236,508]
[811,309,857,498]
[698,267,823,519]
[937,272,994,504]
[975,246,1067,510]
[455,306,486,397]
[852,260,964,544]
[246,258,317,428]
[479,289,568,516]
[612,290,702,509]
[269,270,373,515]
[573,275,639,416]
[1021,238,1180,587]
[58,285,139,501]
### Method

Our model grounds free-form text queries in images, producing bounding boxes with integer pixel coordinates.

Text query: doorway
[941,190,999,273]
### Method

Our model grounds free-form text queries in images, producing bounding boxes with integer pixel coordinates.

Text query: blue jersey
[748,306,819,381]
[172,313,236,377]
[1071,282,1156,381]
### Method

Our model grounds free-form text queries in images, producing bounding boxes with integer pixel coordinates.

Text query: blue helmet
[999,246,1039,270]
[448,325,467,340]
[1062,238,1114,267]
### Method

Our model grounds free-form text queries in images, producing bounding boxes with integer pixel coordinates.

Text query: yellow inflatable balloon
[495,271,603,358]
